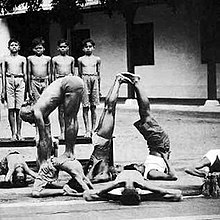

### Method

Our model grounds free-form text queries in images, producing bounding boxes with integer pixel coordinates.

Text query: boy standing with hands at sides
[52,39,75,140]
[27,37,51,140]
[1,38,27,141]
[28,37,51,103]
[78,39,101,138]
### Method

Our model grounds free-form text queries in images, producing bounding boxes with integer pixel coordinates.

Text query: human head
[32,37,45,56]
[57,39,69,55]
[20,101,35,124]
[120,188,141,205]
[8,38,20,54]
[12,166,27,187]
[82,38,95,55]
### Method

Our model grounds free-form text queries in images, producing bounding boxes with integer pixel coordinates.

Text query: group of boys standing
[0,37,100,141]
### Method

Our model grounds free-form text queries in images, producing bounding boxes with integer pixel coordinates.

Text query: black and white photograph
[0,0,220,219]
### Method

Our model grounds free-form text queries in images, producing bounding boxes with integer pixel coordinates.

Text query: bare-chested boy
[83,168,182,205]
[28,37,51,103]
[52,39,75,140]
[78,39,101,138]
[1,39,27,141]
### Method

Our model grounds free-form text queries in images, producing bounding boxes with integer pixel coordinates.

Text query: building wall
[134,4,209,98]
[1,4,219,99]
[50,12,128,97]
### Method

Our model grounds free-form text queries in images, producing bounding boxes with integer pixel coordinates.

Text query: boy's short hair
[8,38,20,47]
[32,37,45,48]
[120,188,141,205]
[20,101,35,124]
[57,39,69,46]
[82,38,95,47]
[12,167,27,187]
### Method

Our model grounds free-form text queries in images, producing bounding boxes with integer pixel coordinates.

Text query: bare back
[28,55,51,77]
[6,153,26,170]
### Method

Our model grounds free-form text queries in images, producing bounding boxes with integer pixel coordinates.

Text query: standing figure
[1,38,27,141]
[78,39,101,138]
[28,37,51,103]
[20,75,84,167]
[27,37,51,140]
[52,39,75,140]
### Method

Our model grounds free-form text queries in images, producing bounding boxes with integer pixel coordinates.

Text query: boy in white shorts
[1,38,27,141]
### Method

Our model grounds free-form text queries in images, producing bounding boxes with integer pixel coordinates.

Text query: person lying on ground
[32,155,93,198]
[83,165,182,205]
[84,72,177,183]
[185,149,220,178]
[0,150,37,187]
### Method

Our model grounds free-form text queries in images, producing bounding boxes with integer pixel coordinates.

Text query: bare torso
[5,55,26,75]
[6,153,26,170]
[78,55,100,75]
[53,55,74,76]
[28,55,51,77]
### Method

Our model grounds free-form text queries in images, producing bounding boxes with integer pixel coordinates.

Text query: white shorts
[144,155,167,179]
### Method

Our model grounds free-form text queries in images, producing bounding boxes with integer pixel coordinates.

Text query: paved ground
[0,102,220,219]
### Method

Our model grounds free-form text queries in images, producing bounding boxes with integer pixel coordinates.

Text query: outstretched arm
[5,169,14,182]
[136,180,182,201]
[83,181,123,201]
[185,157,210,178]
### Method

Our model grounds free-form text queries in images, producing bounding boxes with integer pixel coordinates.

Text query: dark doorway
[71,29,90,66]
[7,12,50,57]
[131,23,154,66]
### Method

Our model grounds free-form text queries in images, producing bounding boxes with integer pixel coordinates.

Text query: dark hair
[120,188,141,205]
[12,167,27,187]
[57,39,69,46]
[124,163,138,171]
[8,38,20,47]
[20,101,35,124]
[32,37,45,48]
[82,38,95,47]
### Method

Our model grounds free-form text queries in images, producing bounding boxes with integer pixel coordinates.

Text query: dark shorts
[134,118,170,152]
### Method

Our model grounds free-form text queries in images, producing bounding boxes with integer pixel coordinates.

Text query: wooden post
[125,5,138,99]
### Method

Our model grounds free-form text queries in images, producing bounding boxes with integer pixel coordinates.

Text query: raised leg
[86,74,131,182]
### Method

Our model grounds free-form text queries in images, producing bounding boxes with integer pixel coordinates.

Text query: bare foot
[58,133,65,140]
[116,73,133,84]
[16,134,24,141]
[63,184,83,197]
[11,134,17,141]
[120,72,140,84]
[84,131,91,138]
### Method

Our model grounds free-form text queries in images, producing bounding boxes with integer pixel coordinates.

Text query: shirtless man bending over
[20,75,84,167]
